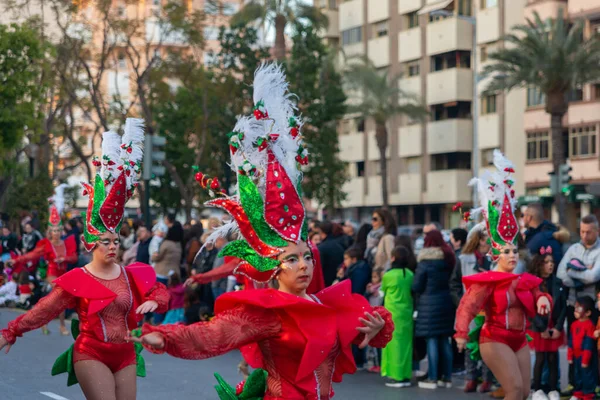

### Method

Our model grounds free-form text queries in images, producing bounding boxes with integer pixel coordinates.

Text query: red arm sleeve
[62,237,78,264]
[0,286,76,344]
[352,306,394,348]
[12,245,45,268]
[192,260,236,284]
[454,282,494,340]
[140,304,281,360]
[144,282,170,314]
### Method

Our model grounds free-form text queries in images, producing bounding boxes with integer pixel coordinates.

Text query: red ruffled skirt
[528,330,563,352]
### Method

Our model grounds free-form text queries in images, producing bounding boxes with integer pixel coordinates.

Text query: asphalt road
[0,309,563,400]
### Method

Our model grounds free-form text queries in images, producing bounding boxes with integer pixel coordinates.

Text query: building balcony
[339,0,364,31]
[476,6,499,44]
[342,42,364,58]
[339,132,365,162]
[426,68,473,105]
[478,113,500,149]
[365,176,383,206]
[323,9,339,38]
[426,17,473,56]
[568,0,600,18]
[399,0,423,14]
[390,174,422,205]
[399,75,422,101]
[398,27,422,62]
[368,36,390,68]
[425,169,472,203]
[398,124,422,157]
[368,0,389,23]
[427,119,473,154]
[341,177,365,208]
[568,101,600,125]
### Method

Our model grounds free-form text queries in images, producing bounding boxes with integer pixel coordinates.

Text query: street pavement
[0,309,564,400]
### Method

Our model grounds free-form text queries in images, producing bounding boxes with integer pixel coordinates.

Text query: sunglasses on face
[501,249,518,255]
[99,239,120,247]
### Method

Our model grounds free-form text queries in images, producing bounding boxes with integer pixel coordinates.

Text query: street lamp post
[430,10,478,207]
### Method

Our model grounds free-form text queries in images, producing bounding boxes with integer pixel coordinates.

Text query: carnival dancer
[0,119,170,400]
[131,64,394,400]
[8,186,78,335]
[454,150,552,400]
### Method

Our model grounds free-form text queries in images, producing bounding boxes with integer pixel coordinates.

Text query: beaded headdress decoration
[80,118,144,251]
[48,183,69,228]
[469,149,519,262]
[195,64,308,282]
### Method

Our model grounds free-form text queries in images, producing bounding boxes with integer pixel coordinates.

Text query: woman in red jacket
[0,119,170,400]
[133,65,394,399]
[454,150,551,400]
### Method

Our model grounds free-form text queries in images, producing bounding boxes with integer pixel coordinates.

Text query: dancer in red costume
[8,190,77,335]
[454,150,552,400]
[132,65,394,400]
[0,119,170,400]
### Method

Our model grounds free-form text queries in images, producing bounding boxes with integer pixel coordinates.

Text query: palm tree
[482,11,600,225]
[344,58,428,210]
[230,0,328,60]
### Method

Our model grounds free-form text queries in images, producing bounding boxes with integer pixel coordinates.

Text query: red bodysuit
[455,271,551,352]
[12,237,78,278]
[1,263,169,373]
[142,280,393,399]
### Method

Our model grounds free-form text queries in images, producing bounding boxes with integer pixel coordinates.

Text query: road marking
[40,392,70,400]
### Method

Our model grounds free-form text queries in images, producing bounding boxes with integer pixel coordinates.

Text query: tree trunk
[547,92,568,226]
[274,14,287,61]
[375,122,389,209]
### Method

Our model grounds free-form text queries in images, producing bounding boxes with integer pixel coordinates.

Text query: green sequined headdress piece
[195,64,308,282]
[81,118,144,251]
[469,150,519,262]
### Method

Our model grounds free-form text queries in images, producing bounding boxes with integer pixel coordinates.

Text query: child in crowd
[162,273,185,325]
[381,246,414,388]
[365,268,384,373]
[184,287,210,325]
[17,270,33,305]
[149,222,167,269]
[570,296,596,400]
[341,247,371,295]
[529,247,566,400]
[0,271,18,306]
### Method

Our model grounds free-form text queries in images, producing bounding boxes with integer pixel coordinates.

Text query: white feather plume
[121,118,145,192]
[51,183,69,215]
[100,131,121,182]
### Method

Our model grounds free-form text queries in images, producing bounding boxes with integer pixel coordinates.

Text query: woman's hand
[456,337,467,353]
[136,300,158,314]
[541,329,550,339]
[127,332,165,350]
[184,277,196,287]
[356,311,385,349]
[536,296,550,315]
[0,334,11,354]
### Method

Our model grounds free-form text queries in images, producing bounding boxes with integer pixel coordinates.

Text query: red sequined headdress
[47,183,69,228]
[81,118,144,251]
[469,150,519,261]
[195,64,308,282]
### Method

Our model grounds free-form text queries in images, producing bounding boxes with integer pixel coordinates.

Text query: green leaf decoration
[213,368,267,400]
[90,174,107,234]
[131,328,147,377]
[487,201,504,247]
[219,241,280,272]
[214,373,238,400]
[466,315,485,362]
[238,174,287,248]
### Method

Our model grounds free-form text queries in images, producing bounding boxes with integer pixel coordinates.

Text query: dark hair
[395,234,417,270]
[184,287,199,308]
[424,230,456,270]
[526,203,544,222]
[318,220,334,236]
[373,208,397,235]
[582,214,599,228]
[391,246,410,276]
[166,213,177,224]
[344,246,363,260]
[354,223,373,254]
[168,273,181,287]
[184,223,204,242]
[528,253,554,291]
[451,228,468,248]
[576,295,595,314]
[332,223,344,237]
[165,221,184,243]
[198,304,211,321]
[18,270,29,285]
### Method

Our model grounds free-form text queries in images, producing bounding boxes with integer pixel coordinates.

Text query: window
[342,27,362,46]
[356,161,365,177]
[356,118,365,133]
[407,12,419,29]
[570,125,597,157]
[481,94,497,115]
[430,152,471,171]
[458,0,473,16]
[527,87,545,107]
[407,61,420,77]
[526,131,550,161]
[406,157,421,174]
[204,26,220,41]
[204,1,219,15]
[222,2,240,16]
[203,51,217,67]
[431,101,472,121]
[117,5,126,17]
[117,53,126,69]
[567,87,583,103]
[480,0,497,9]
[593,83,600,100]
[480,45,488,63]
[431,51,471,72]
[373,21,388,38]
[429,13,450,23]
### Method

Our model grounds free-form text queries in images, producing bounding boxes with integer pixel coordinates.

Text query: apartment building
[522,0,600,228]
[319,0,527,227]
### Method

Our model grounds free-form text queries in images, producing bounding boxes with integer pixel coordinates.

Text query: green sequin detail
[238,175,287,248]
[487,201,504,247]
[219,240,280,272]
[296,176,308,242]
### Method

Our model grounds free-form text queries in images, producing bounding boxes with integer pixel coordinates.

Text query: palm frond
[230,1,268,28]
[295,4,329,30]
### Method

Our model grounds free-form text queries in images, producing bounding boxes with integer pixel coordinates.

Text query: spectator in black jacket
[135,226,152,264]
[523,203,564,266]
[316,220,345,287]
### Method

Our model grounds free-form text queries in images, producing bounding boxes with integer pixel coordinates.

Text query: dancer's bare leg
[481,342,525,400]
[114,364,137,400]
[515,345,531,399]
[75,360,117,400]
